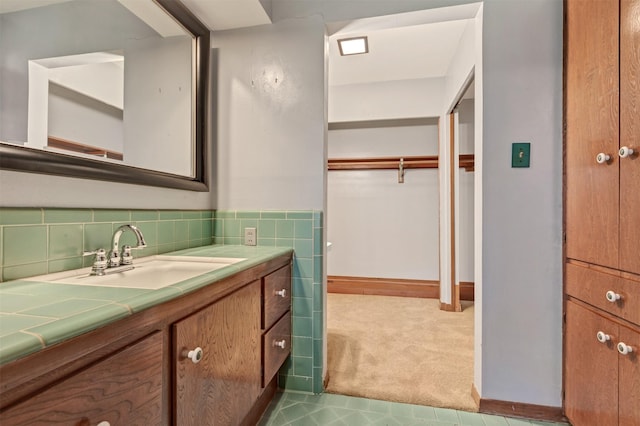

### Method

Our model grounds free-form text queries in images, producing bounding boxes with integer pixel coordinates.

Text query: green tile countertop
[0,245,292,366]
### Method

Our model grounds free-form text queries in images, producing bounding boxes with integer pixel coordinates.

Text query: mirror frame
[0,0,210,191]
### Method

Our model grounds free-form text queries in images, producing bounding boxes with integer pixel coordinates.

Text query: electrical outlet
[244,227,257,246]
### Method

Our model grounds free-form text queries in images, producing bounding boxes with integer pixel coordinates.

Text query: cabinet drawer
[566,263,640,325]
[263,265,291,330]
[0,332,163,426]
[262,311,291,387]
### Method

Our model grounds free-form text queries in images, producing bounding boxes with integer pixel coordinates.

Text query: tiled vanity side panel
[0,209,214,283]
[213,210,324,394]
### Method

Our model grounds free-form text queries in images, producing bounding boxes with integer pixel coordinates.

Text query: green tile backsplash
[0,208,325,395]
[0,209,214,282]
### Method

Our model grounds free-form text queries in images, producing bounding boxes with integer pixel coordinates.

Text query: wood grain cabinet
[261,265,292,387]
[174,281,262,426]
[565,0,640,424]
[565,301,640,426]
[0,253,293,426]
[0,332,164,426]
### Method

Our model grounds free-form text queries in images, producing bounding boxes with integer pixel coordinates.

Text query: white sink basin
[26,255,246,290]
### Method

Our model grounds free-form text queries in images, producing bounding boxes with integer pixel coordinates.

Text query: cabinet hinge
[562,232,566,244]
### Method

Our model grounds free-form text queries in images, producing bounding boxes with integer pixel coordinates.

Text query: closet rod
[328,155,474,172]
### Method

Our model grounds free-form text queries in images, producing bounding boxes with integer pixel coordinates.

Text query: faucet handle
[108,249,121,268]
[121,244,146,265]
[121,245,134,265]
[83,249,107,275]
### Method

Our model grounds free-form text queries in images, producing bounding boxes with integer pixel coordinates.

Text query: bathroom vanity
[0,246,292,425]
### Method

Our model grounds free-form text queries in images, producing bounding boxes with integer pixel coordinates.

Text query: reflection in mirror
[35,51,125,160]
[0,0,209,190]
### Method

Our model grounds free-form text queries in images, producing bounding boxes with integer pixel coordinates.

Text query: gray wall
[274,0,564,407]
[48,83,124,153]
[211,17,326,210]
[124,35,192,176]
[327,123,441,281]
[480,0,563,405]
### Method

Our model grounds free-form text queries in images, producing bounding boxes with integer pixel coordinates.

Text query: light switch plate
[244,227,257,246]
[512,142,531,168]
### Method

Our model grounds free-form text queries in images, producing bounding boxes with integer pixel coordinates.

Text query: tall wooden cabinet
[564,1,640,425]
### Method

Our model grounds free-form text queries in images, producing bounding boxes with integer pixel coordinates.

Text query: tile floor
[258,392,570,426]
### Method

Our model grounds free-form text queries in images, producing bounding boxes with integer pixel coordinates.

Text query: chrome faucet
[83,224,147,276]
[109,224,147,268]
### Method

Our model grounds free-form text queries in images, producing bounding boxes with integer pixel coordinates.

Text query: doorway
[324,4,481,411]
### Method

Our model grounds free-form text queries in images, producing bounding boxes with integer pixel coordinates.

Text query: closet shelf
[327,155,474,172]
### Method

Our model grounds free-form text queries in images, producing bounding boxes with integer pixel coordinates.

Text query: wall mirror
[0,0,210,191]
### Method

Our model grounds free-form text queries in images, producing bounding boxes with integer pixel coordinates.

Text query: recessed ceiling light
[338,36,369,56]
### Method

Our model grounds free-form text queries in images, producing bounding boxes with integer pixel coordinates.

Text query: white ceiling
[329,19,470,87]
[326,3,480,87]
[180,0,271,31]
[2,0,477,91]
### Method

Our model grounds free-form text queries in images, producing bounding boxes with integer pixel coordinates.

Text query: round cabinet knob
[273,339,287,349]
[97,422,111,426]
[619,146,635,158]
[605,291,621,303]
[617,342,634,355]
[274,289,287,298]
[596,153,611,164]
[187,347,204,364]
[596,331,611,343]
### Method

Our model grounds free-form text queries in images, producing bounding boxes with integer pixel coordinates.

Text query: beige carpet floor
[326,293,477,412]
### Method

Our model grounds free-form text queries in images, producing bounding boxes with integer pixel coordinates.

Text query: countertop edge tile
[0,245,293,365]
[0,332,45,365]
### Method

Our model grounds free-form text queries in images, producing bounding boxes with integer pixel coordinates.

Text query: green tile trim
[215,211,237,219]
[260,211,286,219]
[0,208,42,225]
[237,211,261,219]
[0,332,45,364]
[93,210,131,223]
[44,209,92,224]
[131,210,159,221]
[287,211,313,220]
[182,211,201,219]
[159,211,183,220]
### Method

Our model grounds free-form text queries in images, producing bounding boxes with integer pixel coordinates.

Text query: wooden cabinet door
[565,0,620,269]
[0,332,163,426]
[618,326,640,426]
[565,301,619,426]
[619,0,640,275]
[174,282,261,426]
